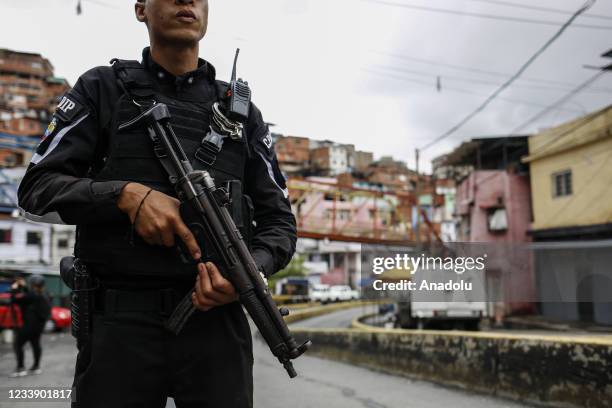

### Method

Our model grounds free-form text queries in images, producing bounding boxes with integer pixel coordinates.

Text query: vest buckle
[194,143,220,166]
[195,127,226,166]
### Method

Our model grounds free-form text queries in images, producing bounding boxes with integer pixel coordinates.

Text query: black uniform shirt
[18,48,296,282]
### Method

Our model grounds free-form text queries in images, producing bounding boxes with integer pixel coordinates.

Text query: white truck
[395,265,487,330]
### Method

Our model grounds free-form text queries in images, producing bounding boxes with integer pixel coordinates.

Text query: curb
[284,301,378,325]
[348,314,612,346]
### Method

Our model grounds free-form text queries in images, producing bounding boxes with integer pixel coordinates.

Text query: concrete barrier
[289,319,612,408]
[283,301,376,324]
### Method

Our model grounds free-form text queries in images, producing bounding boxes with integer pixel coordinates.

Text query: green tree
[269,255,307,289]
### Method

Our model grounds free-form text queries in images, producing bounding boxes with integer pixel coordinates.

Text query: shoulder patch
[262,131,273,150]
[55,94,85,122]
[42,117,58,141]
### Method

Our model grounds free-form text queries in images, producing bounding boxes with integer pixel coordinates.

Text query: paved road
[291,305,369,329]
[294,305,612,343]
[0,308,532,408]
[251,331,529,408]
[0,331,75,408]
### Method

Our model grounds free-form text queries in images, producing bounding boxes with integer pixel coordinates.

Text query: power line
[502,75,610,176]
[465,0,612,21]
[373,51,612,92]
[521,101,610,159]
[1,0,120,11]
[510,71,606,134]
[364,68,583,113]
[419,0,596,151]
[372,64,612,94]
[361,0,612,30]
[83,0,119,9]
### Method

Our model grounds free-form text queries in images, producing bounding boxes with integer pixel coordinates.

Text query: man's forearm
[251,214,297,276]
[18,167,129,225]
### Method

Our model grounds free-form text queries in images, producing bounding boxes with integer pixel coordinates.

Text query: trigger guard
[175,238,196,264]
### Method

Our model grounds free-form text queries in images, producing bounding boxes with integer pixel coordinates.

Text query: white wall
[0,219,50,263]
[0,218,75,273]
[329,146,349,175]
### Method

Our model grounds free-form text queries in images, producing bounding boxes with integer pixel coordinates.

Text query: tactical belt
[93,288,184,316]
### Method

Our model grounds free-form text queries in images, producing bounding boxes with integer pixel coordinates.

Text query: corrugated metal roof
[441,135,528,169]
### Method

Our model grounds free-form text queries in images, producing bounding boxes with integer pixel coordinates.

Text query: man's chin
[158,30,205,48]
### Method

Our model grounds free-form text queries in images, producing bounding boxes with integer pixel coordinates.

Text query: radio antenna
[231,48,240,82]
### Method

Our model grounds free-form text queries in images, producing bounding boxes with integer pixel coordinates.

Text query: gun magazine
[165,290,196,334]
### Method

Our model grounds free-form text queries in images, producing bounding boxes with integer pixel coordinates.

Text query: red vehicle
[0,293,71,332]
[48,306,71,331]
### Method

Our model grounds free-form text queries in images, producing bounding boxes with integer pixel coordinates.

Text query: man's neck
[150,43,199,76]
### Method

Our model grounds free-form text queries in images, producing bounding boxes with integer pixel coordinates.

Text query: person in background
[9,274,51,377]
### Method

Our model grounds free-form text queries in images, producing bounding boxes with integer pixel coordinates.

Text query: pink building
[443,137,535,316]
[455,170,532,243]
[290,177,406,242]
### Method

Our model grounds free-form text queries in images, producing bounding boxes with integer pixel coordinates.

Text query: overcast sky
[1,0,611,171]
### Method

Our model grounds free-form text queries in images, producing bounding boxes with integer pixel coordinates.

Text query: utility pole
[414,148,420,247]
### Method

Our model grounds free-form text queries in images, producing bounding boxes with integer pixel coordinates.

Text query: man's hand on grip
[193,262,238,311]
[117,182,201,260]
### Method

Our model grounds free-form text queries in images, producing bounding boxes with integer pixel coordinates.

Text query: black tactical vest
[76,60,253,280]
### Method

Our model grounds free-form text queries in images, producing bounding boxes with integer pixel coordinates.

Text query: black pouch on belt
[60,256,99,344]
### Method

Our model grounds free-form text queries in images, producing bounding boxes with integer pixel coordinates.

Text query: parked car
[0,303,22,329]
[328,285,359,302]
[309,284,331,303]
[46,306,71,332]
[310,284,359,303]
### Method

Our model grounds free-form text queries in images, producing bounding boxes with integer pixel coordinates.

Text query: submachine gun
[117,96,310,377]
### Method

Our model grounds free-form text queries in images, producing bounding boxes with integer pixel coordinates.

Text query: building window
[0,229,12,243]
[338,210,351,221]
[58,239,69,248]
[26,231,42,245]
[487,208,508,232]
[552,170,572,197]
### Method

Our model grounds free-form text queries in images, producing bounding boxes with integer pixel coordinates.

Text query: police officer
[17,0,296,407]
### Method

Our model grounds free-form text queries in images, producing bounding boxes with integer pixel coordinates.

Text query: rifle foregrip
[239,290,285,353]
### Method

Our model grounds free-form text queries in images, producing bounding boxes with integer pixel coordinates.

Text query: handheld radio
[226,48,251,122]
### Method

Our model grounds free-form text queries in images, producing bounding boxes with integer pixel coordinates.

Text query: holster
[60,256,99,345]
